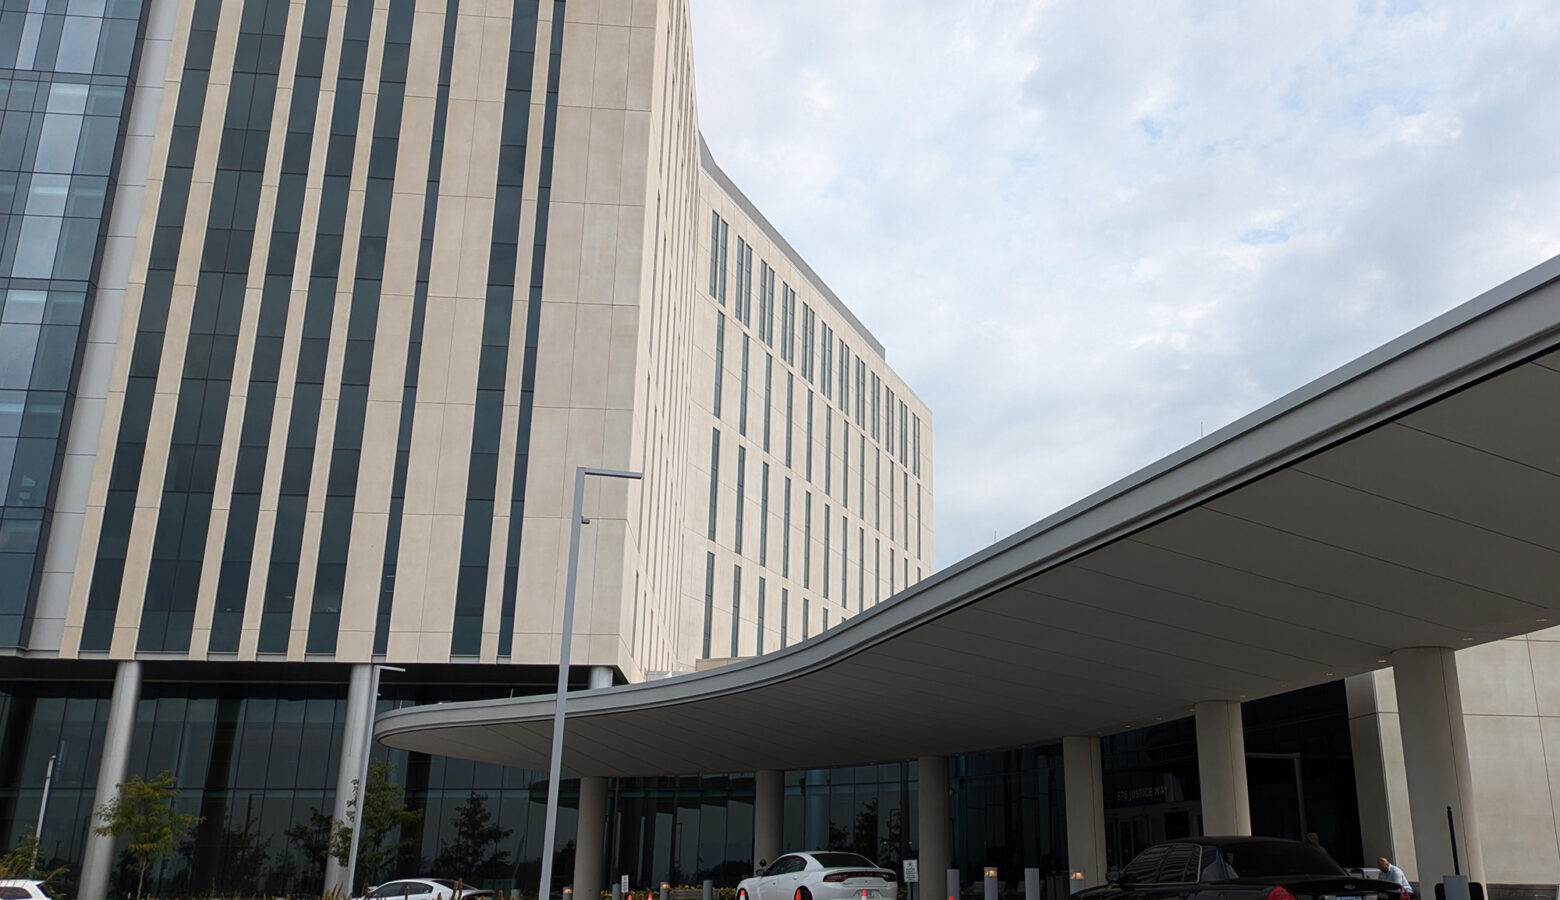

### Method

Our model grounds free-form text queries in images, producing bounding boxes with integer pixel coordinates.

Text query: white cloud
[690,0,1560,568]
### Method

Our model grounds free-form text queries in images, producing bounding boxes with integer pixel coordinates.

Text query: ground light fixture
[538,466,644,900]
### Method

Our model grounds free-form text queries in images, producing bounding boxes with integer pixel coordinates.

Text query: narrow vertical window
[803,597,811,640]
[917,484,923,559]
[730,565,741,657]
[760,462,770,566]
[763,355,773,452]
[785,374,794,467]
[841,513,849,605]
[803,491,812,589]
[859,434,866,514]
[757,577,766,654]
[707,429,720,540]
[903,470,911,549]
[841,425,849,508]
[891,548,897,594]
[871,373,881,439]
[856,359,866,426]
[822,504,831,599]
[889,462,896,540]
[824,410,832,493]
[913,414,921,476]
[839,341,850,411]
[875,537,881,604]
[858,527,866,612]
[782,477,792,577]
[820,324,833,397]
[874,449,881,528]
[805,391,815,481]
[713,313,725,417]
[739,335,749,435]
[900,400,909,466]
[702,551,715,657]
[886,388,895,454]
[781,587,789,647]
[709,211,720,297]
[718,218,729,305]
[734,446,746,555]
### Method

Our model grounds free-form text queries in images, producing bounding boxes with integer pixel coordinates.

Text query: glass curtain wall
[0,0,149,646]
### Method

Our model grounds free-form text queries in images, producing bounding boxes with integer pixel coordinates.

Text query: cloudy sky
[688,0,1560,569]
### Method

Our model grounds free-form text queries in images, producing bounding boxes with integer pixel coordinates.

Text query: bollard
[1025,869,1040,900]
[704,880,715,900]
[1069,872,1086,895]
[661,884,670,900]
[983,868,997,900]
[613,884,622,900]
[947,869,961,900]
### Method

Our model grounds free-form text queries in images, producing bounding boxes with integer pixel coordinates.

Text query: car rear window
[1219,842,1345,878]
[812,853,879,869]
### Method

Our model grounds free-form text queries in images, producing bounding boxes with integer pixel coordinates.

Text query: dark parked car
[1078,837,1410,900]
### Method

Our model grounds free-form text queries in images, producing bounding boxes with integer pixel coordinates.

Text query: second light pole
[538,466,642,900]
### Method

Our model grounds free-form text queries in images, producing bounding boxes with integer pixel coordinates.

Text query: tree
[94,770,202,900]
[0,833,68,884]
[432,792,512,882]
[345,759,422,890]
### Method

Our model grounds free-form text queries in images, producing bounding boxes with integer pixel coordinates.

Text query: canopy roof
[378,256,1560,777]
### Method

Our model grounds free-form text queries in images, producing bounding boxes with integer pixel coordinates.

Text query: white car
[362,878,494,900]
[0,880,54,900]
[738,851,898,900]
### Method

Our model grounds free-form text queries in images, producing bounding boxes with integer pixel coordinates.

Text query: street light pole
[538,466,642,900]
[33,753,55,867]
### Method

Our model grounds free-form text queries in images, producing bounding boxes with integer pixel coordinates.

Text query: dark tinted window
[1219,841,1345,878]
[769,856,806,875]
[1120,845,1171,884]
[0,887,31,899]
[811,853,878,869]
[1157,844,1202,884]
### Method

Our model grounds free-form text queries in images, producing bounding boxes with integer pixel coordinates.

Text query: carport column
[755,770,784,868]
[918,756,951,900]
[575,776,610,900]
[79,660,142,900]
[325,663,375,895]
[1392,648,1485,885]
[1062,736,1107,887]
[1195,700,1251,835]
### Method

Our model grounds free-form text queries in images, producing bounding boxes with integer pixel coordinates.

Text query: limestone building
[0,0,929,896]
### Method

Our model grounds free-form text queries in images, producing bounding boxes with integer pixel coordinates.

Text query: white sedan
[738,851,898,900]
[362,879,494,900]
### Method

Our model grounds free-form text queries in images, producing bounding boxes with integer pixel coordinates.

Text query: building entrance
[1106,804,1201,869]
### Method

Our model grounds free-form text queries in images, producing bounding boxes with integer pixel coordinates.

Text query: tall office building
[0,0,931,896]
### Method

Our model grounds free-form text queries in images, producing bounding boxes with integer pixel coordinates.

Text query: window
[805,391,814,481]
[780,587,789,647]
[900,399,909,465]
[871,373,881,439]
[803,491,812,588]
[734,446,746,554]
[713,313,724,417]
[822,504,831,599]
[823,410,832,493]
[838,340,850,411]
[1119,845,1171,885]
[756,577,766,653]
[763,355,773,452]
[913,414,921,476]
[785,374,794,467]
[701,551,715,657]
[730,565,742,657]
[706,429,720,540]
[782,477,791,577]
[886,388,895,454]
[738,335,749,435]
[855,359,866,426]
[803,596,810,639]
[759,462,770,566]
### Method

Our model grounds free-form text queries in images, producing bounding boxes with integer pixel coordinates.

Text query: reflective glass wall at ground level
[0,662,1359,899]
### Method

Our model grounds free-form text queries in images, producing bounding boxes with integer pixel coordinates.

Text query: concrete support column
[575,776,610,899]
[804,770,830,847]
[754,770,784,869]
[1062,736,1107,887]
[589,666,614,690]
[1393,648,1484,885]
[1195,700,1251,836]
[79,660,142,900]
[918,756,951,900]
[326,664,375,895]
